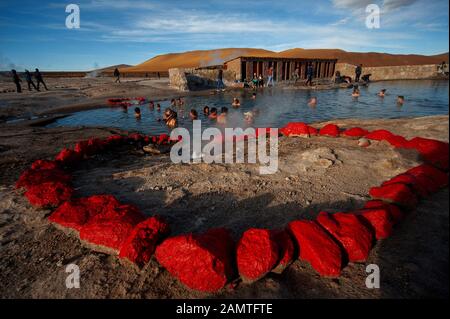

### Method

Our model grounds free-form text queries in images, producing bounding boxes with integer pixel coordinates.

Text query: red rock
[104,135,125,147]
[24,181,73,208]
[158,134,170,145]
[31,160,59,170]
[369,183,418,208]
[74,140,89,157]
[79,203,145,252]
[88,138,105,155]
[356,208,394,240]
[236,228,279,281]
[363,200,404,224]
[342,127,369,138]
[49,201,90,232]
[16,167,72,190]
[128,133,144,142]
[48,195,122,232]
[365,129,394,141]
[319,124,340,137]
[382,173,430,198]
[384,135,408,148]
[308,126,318,136]
[407,164,448,190]
[280,122,310,137]
[271,229,295,274]
[119,216,170,266]
[55,148,81,166]
[316,212,373,262]
[406,137,449,171]
[155,228,235,292]
[288,220,342,277]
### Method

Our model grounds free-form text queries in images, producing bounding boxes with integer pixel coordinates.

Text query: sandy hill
[121,48,274,73]
[121,48,449,72]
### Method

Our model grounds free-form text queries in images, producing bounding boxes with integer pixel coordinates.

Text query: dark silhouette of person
[157,72,161,79]
[114,68,121,83]
[355,64,362,82]
[305,63,314,86]
[25,70,39,91]
[12,69,22,93]
[35,68,48,90]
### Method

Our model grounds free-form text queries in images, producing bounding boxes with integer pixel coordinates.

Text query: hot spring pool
[47,80,449,134]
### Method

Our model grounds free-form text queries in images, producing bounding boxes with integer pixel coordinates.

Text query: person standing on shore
[114,68,121,83]
[35,69,48,90]
[25,70,39,91]
[217,69,224,91]
[267,66,274,87]
[305,63,314,86]
[355,64,362,82]
[11,69,22,93]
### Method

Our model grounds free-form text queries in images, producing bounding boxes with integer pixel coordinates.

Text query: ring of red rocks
[15,122,449,293]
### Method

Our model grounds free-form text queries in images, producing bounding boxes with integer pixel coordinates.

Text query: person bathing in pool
[163,108,178,128]
[232,97,241,108]
[134,107,141,119]
[217,107,228,124]
[378,89,386,97]
[308,96,318,107]
[352,87,360,97]
[190,109,198,120]
[209,107,218,120]
[397,95,405,105]
[203,106,210,115]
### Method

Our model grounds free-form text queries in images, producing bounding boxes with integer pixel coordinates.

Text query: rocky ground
[0,113,448,299]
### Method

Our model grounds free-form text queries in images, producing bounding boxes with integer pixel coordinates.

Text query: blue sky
[0,0,448,71]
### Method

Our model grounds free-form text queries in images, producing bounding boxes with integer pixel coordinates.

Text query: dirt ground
[0,108,448,298]
[0,76,189,122]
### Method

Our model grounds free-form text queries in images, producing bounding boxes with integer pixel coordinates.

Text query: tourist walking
[25,70,39,91]
[35,68,48,90]
[305,63,314,86]
[12,69,22,93]
[217,69,224,90]
[267,66,274,87]
[114,68,121,83]
[355,64,362,82]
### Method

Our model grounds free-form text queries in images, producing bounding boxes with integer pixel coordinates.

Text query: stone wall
[169,68,237,91]
[335,63,440,81]
[168,68,189,91]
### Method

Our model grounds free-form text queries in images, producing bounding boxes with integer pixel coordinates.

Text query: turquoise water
[48,80,449,135]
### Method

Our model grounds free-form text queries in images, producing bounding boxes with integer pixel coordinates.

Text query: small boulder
[119,216,170,267]
[288,220,342,277]
[236,228,279,282]
[316,212,373,262]
[155,228,235,292]
[342,127,369,139]
[271,229,296,274]
[355,208,394,240]
[369,183,418,208]
[24,181,73,208]
[319,124,340,137]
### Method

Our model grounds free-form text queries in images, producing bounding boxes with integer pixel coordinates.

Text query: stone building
[224,56,338,82]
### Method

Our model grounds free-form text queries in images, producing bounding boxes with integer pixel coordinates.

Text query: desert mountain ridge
[120,48,449,73]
